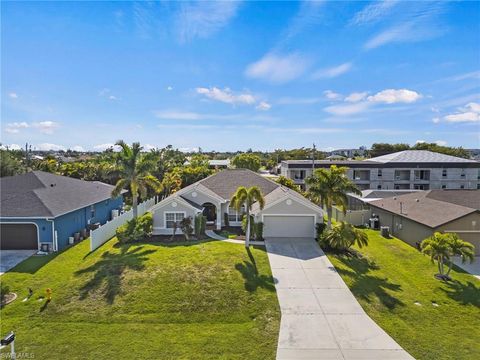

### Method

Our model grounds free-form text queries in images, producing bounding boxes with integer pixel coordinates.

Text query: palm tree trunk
[132,193,138,219]
[327,206,333,229]
[245,204,250,248]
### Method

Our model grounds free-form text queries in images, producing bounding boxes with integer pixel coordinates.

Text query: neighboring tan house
[369,190,480,255]
[150,169,324,239]
[0,171,124,251]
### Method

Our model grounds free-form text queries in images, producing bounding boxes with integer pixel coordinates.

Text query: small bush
[1,284,11,302]
[194,214,202,238]
[255,221,264,241]
[116,212,153,243]
[200,216,206,235]
[224,212,230,227]
[180,217,194,240]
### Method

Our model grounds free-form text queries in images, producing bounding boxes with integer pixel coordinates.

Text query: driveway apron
[265,237,414,360]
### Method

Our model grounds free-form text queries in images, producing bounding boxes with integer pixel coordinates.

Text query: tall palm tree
[305,165,361,229]
[324,222,368,250]
[445,233,475,277]
[421,232,452,279]
[111,141,162,218]
[230,186,265,248]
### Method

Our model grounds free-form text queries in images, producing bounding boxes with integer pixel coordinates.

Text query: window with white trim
[228,205,245,222]
[165,212,185,228]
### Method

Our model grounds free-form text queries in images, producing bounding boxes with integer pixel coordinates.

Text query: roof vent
[415,198,419,202]
[50,183,56,187]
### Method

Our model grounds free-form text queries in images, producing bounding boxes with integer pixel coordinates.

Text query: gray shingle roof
[199,169,279,200]
[369,150,476,163]
[369,190,479,228]
[0,171,120,218]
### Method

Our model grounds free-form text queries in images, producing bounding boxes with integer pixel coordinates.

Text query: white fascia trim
[150,195,200,213]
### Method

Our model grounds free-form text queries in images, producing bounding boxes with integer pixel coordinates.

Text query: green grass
[327,229,480,360]
[0,238,280,359]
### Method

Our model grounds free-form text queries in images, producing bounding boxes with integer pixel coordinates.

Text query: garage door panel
[263,216,314,238]
[0,224,38,250]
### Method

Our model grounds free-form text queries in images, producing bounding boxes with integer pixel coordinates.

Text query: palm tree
[324,222,368,251]
[305,165,361,229]
[421,232,452,279]
[230,186,265,248]
[111,141,162,218]
[445,233,475,277]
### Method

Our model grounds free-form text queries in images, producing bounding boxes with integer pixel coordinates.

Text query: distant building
[328,146,367,159]
[369,190,480,255]
[0,171,124,251]
[208,159,230,169]
[281,150,480,191]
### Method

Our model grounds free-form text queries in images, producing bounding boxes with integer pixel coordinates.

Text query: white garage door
[263,215,315,238]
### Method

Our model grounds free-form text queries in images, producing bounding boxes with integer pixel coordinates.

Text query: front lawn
[0,238,280,359]
[327,229,480,360]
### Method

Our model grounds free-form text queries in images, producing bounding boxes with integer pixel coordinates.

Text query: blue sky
[2,1,479,152]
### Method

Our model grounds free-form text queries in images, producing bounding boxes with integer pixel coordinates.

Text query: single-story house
[369,189,480,254]
[150,169,324,239]
[0,171,124,251]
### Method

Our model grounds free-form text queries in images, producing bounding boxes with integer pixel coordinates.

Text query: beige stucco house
[369,190,480,255]
[150,169,324,238]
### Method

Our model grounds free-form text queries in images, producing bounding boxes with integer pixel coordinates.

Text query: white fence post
[89,197,157,252]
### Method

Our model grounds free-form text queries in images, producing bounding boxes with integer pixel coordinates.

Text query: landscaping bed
[327,229,480,360]
[0,237,280,359]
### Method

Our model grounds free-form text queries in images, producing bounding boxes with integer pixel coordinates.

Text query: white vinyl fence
[90,197,156,251]
[326,206,371,226]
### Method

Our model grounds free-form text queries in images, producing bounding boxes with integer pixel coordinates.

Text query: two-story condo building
[281,150,480,191]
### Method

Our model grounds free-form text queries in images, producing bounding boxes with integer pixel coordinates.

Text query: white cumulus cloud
[443,102,480,123]
[245,53,309,83]
[71,145,85,152]
[312,62,352,79]
[5,122,30,134]
[93,143,116,151]
[256,101,271,111]
[8,92,18,99]
[345,92,368,103]
[36,143,66,151]
[367,89,422,104]
[33,121,59,134]
[196,87,256,105]
[323,90,342,100]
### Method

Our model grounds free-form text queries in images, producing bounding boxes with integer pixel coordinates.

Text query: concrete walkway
[205,230,244,244]
[265,238,414,360]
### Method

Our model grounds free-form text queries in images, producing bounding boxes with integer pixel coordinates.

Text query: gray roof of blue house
[0,171,120,218]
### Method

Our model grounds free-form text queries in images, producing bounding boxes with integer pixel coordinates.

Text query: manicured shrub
[200,215,206,235]
[116,212,153,243]
[1,284,10,302]
[194,213,202,238]
[180,216,194,240]
[316,222,327,245]
[255,221,264,241]
[224,212,230,227]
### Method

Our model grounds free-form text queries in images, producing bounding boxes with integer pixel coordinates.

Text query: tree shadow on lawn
[235,248,276,293]
[75,244,156,304]
[440,280,480,307]
[334,255,404,310]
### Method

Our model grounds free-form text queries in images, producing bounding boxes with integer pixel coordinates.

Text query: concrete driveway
[265,237,414,360]
[0,250,36,275]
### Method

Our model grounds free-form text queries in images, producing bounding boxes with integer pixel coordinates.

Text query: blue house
[0,171,124,251]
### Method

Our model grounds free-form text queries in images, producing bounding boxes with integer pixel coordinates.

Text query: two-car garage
[262,215,316,238]
[0,223,39,250]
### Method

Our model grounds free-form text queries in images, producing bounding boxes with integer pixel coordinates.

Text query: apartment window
[90,205,95,218]
[377,185,382,190]
[460,169,466,178]
[377,169,382,177]
[165,212,185,228]
[441,185,446,189]
[460,185,465,189]
[477,169,480,180]
[442,169,447,177]
[477,183,480,190]
[228,205,245,222]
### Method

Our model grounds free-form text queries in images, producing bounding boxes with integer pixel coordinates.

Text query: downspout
[46,218,57,252]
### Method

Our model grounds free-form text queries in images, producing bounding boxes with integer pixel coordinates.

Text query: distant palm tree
[111,141,162,218]
[306,165,361,229]
[421,232,452,280]
[230,186,265,248]
[445,233,475,277]
[324,222,368,251]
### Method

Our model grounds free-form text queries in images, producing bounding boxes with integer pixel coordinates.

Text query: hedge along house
[150,169,324,239]
[0,171,124,251]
